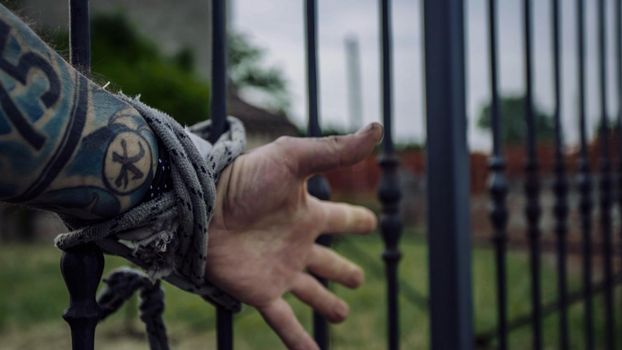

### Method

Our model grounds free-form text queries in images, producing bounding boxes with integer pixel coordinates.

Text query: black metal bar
[305,0,321,139]
[550,0,569,348]
[486,0,509,349]
[423,1,473,349]
[69,0,90,72]
[475,273,622,347]
[575,0,594,347]
[63,3,102,350]
[210,0,228,144]
[378,1,402,350]
[304,1,331,348]
[597,0,616,347]
[522,1,543,348]
[617,0,622,338]
[211,1,233,348]
[61,243,104,350]
[216,306,233,350]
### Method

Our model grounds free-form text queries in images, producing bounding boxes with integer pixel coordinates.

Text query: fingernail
[355,123,374,135]
[376,124,385,145]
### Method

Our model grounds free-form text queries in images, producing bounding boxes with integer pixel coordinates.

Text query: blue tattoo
[0,5,158,221]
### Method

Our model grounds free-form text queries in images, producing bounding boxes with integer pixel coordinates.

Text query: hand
[205,123,383,350]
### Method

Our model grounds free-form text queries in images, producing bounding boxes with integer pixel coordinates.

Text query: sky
[233,0,620,151]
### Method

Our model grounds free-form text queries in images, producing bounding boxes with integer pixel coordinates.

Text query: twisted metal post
[486,0,508,348]
[61,2,104,350]
[575,0,594,347]
[378,3,402,349]
[597,0,615,347]
[522,1,543,348]
[61,243,104,350]
[550,0,569,348]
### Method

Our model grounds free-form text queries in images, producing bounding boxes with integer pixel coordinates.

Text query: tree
[228,32,290,112]
[45,14,291,124]
[477,95,555,145]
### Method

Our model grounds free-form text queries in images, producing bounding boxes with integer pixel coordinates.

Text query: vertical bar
[305,0,321,138]
[211,1,233,349]
[522,1,543,348]
[304,1,331,348]
[216,307,233,350]
[576,0,594,348]
[61,244,104,350]
[378,1,402,350]
[550,0,569,348]
[423,0,474,349]
[616,0,622,335]
[210,0,228,144]
[576,0,594,347]
[597,0,616,348]
[69,0,90,72]
[486,0,508,349]
[63,3,104,350]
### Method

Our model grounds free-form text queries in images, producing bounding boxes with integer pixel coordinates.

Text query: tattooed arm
[0,5,158,221]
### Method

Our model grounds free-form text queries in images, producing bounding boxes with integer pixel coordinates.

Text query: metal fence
[55,0,622,349]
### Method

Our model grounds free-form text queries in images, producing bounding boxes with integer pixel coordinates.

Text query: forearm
[0,5,158,221]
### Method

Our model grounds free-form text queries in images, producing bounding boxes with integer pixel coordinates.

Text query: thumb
[277,122,383,177]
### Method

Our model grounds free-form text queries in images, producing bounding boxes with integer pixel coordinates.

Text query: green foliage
[477,95,555,145]
[90,14,211,125]
[228,32,290,112]
[0,235,615,349]
[44,14,292,123]
[48,13,211,125]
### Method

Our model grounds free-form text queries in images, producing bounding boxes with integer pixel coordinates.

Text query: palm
[205,124,382,350]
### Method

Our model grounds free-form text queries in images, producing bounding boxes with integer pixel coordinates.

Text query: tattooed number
[0,18,61,150]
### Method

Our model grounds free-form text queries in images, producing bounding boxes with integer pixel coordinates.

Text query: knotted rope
[55,95,245,312]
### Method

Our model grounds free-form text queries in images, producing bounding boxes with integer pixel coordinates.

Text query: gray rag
[54,95,246,312]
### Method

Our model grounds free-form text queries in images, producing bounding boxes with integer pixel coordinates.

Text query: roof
[228,93,299,137]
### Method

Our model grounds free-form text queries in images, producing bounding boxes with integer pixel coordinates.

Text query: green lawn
[0,233,617,349]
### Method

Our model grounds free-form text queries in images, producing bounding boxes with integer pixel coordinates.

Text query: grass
[0,233,618,349]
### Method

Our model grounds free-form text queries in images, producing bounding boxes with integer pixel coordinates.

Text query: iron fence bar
[522,1,543,348]
[475,273,622,347]
[597,0,616,348]
[211,0,233,348]
[210,0,228,144]
[377,1,402,349]
[485,0,508,349]
[304,1,332,348]
[62,2,104,350]
[575,0,594,348]
[550,0,569,348]
[617,0,622,335]
[423,0,474,349]
[69,0,90,72]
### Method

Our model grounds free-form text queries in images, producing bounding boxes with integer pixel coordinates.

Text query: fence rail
[46,0,622,349]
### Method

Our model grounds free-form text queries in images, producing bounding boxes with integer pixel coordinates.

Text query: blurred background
[0,0,621,348]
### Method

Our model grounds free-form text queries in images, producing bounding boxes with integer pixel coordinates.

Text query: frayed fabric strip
[55,95,246,312]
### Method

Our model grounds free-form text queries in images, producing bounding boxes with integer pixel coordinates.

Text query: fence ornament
[56,95,246,312]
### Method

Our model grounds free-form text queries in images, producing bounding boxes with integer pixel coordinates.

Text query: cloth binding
[54,95,246,312]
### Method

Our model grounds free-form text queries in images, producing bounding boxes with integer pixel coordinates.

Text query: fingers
[291,273,350,323]
[259,298,319,350]
[310,198,377,234]
[278,122,383,177]
[307,244,365,288]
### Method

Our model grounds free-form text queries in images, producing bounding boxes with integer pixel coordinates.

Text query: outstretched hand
[205,123,383,350]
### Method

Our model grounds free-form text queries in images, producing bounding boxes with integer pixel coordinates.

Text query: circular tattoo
[103,131,152,195]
